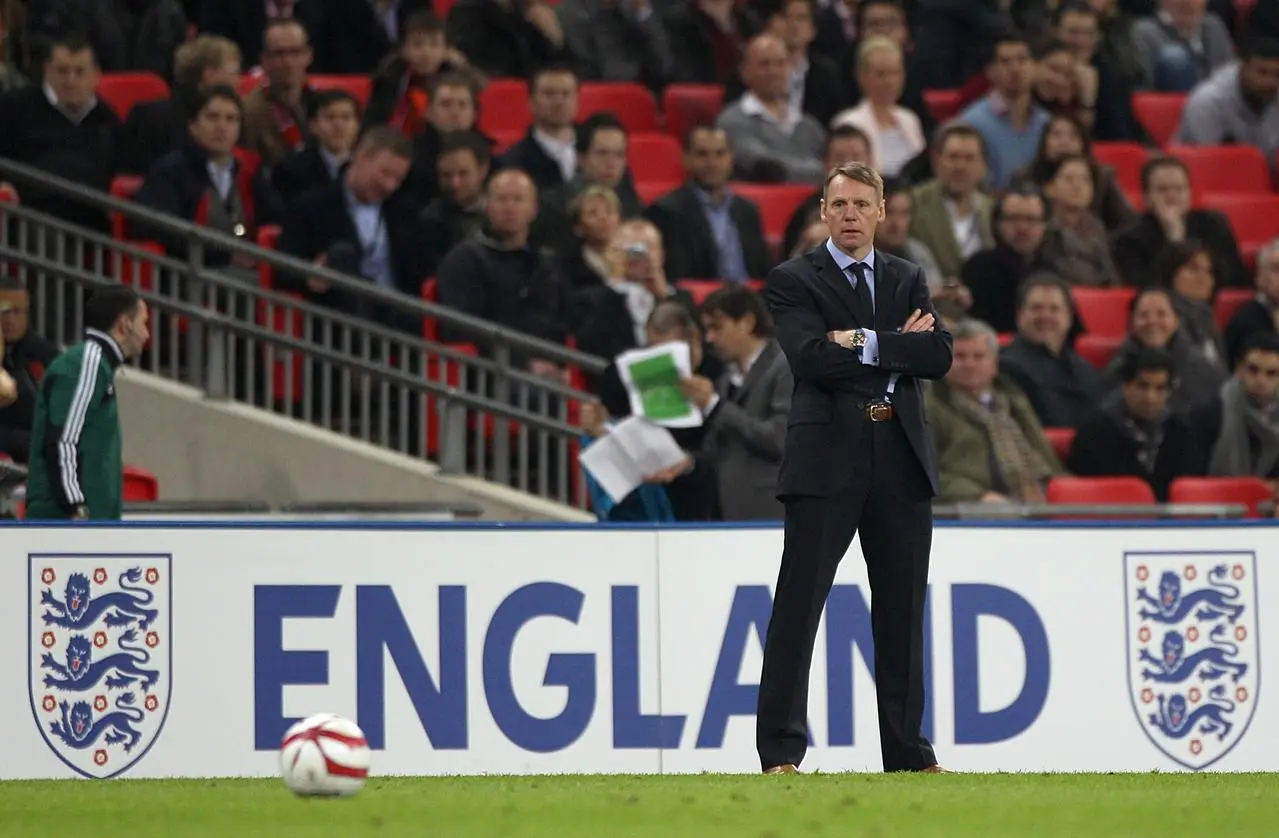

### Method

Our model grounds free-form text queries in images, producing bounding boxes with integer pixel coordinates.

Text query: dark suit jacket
[767,246,954,498]
[276,181,427,334]
[1113,210,1247,289]
[120,86,197,175]
[643,184,773,281]
[1067,408,1200,501]
[272,147,343,204]
[498,129,571,194]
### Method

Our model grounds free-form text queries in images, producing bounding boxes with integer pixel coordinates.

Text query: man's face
[1057,10,1099,61]
[1238,349,1279,404]
[821,174,884,254]
[936,135,986,196]
[1016,285,1072,350]
[990,41,1033,96]
[261,23,312,88]
[1240,56,1279,102]
[825,135,871,170]
[437,148,488,206]
[685,129,733,190]
[350,148,412,203]
[702,311,755,364]
[311,100,360,154]
[0,289,29,342]
[402,29,447,76]
[878,192,911,248]
[427,84,475,132]
[947,335,998,393]
[486,172,538,236]
[1123,369,1173,422]
[860,2,907,44]
[581,128,628,188]
[530,71,578,130]
[45,46,99,110]
[998,193,1047,256]
[190,96,241,157]
[743,36,791,101]
[1145,163,1191,216]
[1256,248,1279,300]
[775,0,815,54]
[118,302,151,360]
[1131,291,1178,349]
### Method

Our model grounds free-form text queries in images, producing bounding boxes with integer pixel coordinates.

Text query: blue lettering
[482,583,596,753]
[611,586,686,748]
[951,584,1050,744]
[253,585,340,750]
[355,586,468,750]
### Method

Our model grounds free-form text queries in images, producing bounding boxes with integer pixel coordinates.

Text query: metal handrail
[0,156,608,374]
[0,239,583,435]
[0,201,591,402]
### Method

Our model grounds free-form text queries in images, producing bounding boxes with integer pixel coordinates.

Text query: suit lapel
[679,186,716,269]
[734,340,776,403]
[809,246,872,327]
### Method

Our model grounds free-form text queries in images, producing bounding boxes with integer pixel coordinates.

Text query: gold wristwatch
[850,329,867,350]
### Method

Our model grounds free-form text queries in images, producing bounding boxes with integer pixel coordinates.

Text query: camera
[623,242,649,258]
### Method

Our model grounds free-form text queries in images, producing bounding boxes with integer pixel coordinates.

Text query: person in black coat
[644,126,773,282]
[271,90,361,203]
[497,65,581,193]
[0,278,60,464]
[1068,346,1200,500]
[445,0,570,80]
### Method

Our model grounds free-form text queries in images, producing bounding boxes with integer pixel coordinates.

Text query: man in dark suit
[757,161,954,775]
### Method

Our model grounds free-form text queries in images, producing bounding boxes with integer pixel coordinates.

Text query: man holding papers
[756,162,954,776]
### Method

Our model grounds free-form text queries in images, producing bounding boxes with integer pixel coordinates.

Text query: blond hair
[173,35,241,89]
[568,185,621,222]
[822,161,884,202]
[857,35,902,71]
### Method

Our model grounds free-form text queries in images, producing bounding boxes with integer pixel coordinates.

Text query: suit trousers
[757,416,937,772]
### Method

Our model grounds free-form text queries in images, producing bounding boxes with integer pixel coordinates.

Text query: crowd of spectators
[0,0,1278,520]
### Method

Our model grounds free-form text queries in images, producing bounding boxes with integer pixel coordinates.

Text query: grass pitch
[1,773,1275,837]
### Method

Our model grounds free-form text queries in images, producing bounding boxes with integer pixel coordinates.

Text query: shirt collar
[692,183,733,209]
[43,82,97,123]
[824,237,875,273]
[85,328,126,367]
[740,92,800,133]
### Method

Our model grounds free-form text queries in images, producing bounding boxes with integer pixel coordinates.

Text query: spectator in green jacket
[25,286,150,521]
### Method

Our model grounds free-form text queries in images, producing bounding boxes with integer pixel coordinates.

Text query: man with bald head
[715,34,827,183]
[436,168,571,375]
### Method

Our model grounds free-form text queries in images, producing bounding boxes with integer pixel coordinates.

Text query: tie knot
[848,262,867,280]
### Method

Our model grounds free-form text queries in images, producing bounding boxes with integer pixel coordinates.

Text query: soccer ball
[279,713,371,797]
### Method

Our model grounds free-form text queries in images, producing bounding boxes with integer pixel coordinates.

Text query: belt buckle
[867,403,892,422]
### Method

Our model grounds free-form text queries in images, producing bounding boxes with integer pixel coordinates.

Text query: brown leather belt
[864,402,894,422]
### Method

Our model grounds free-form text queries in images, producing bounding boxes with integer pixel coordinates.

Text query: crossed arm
[765,262,954,388]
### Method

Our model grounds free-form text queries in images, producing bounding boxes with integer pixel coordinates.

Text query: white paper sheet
[578,417,690,504]
[615,341,702,428]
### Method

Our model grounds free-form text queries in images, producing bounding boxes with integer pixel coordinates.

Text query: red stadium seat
[728,182,813,258]
[1214,288,1255,331]
[489,130,523,155]
[97,72,170,119]
[1169,145,1273,195]
[1047,475,1156,505]
[1074,334,1123,370]
[308,75,373,108]
[997,332,1014,347]
[253,225,306,404]
[109,176,145,241]
[578,83,660,132]
[636,179,681,205]
[477,78,531,134]
[922,89,964,124]
[661,84,724,143]
[1042,427,1076,464]
[122,465,160,502]
[1091,142,1147,197]
[1071,286,1136,339]
[1131,92,1187,147]
[1199,192,1279,272]
[676,279,725,306]
[1168,477,1274,518]
[627,133,685,182]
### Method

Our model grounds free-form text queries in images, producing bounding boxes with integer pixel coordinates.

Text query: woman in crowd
[1157,239,1228,369]
[828,36,926,179]
[1013,113,1136,231]
[1039,153,1120,286]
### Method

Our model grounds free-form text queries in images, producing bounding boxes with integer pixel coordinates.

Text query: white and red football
[279,713,372,797]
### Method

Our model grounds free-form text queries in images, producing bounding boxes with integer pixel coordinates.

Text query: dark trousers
[756,416,937,772]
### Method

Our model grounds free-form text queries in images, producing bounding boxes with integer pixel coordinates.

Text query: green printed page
[625,352,691,422]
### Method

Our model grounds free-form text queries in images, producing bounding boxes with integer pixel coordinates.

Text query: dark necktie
[848,262,873,317]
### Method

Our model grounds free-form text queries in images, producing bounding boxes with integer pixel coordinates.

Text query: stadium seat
[627,133,685,182]
[109,175,145,241]
[676,279,725,305]
[253,225,306,404]
[1200,192,1279,271]
[1043,427,1076,464]
[1091,142,1147,197]
[1169,145,1273,195]
[578,83,660,132]
[636,179,681,205]
[1168,476,1274,518]
[122,465,160,502]
[477,78,531,134]
[1214,288,1255,330]
[1131,92,1186,147]
[489,130,523,155]
[97,72,170,119]
[308,75,373,108]
[1046,475,1156,505]
[997,331,1014,347]
[661,84,724,143]
[922,89,964,124]
[1072,286,1136,339]
[727,182,813,257]
[1074,334,1123,370]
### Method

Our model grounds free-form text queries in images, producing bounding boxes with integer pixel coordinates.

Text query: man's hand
[980,491,1010,503]
[679,375,715,409]
[645,454,693,484]
[307,254,330,294]
[901,308,935,333]
[1152,199,1186,242]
